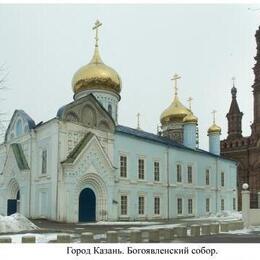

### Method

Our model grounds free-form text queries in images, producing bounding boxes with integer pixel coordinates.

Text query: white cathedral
[0,21,237,223]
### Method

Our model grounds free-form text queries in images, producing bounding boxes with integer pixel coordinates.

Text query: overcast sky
[0,4,260,149]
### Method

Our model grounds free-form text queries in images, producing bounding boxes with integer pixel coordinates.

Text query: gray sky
[0,4,260,149]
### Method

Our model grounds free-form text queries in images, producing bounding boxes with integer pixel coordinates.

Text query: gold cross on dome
[171,73,181,96]
[212,110,217,124]
[92,19,102,47]
[188,97,193,110]
[137,113,141,130]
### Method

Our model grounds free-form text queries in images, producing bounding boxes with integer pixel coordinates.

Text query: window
[188,199,193,214]
[233,198,236,210]
[206,198,210,212]
[154,161,160,182]
[138,196,145,215]
[108,104,112,115]
[138,158,144,180]
[177,164,182,182]
[177,198,182,215]
[221,172,225,187]
[221,199,224,211]
[187,166,192,183]
[120,156,127,177]
[154,197,160,215]
[120,195,128,215]
[205,169,210,185]
[41,150,47,174]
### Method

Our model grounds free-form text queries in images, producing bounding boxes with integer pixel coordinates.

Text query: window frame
[138,196,145,216]
[206,198,210,213]
[205,169,210,186]
[154,161,160,182]
[177,198,183,215]
[120,155,127,178]
[221,171,225,187]
[154,196,160,215]
[187,165,193,184]
[120,195,128,216]
[138,158,145,180]
[108,104,113,116]
[221,199,224,211]
[41,149,47,175]
[188,198,193,215]
[177,164,182,183]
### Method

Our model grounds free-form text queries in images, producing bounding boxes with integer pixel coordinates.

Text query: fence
[0,220,244,243]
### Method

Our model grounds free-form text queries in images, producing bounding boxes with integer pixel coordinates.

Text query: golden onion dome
[208,123,221,135]
[72,46,121,95]
[183,112,198,124]
[160,95,190,124]
[72,27,121,96]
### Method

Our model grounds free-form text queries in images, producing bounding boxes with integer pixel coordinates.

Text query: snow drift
[0,213,39,233]
[183,211,242,221]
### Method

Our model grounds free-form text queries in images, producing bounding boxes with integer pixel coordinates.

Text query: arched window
[15,119,22,136]
[108,104,112,116]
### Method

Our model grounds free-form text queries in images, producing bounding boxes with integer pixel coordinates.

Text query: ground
[1,216,260,243]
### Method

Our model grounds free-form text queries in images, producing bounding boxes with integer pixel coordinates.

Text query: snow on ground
[182,211,242,222]
[0,213,39,233]
[225,226,260,235]
[128,223,182,230]
[79,221,162,226]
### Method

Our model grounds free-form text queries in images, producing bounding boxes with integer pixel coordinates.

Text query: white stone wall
[114,132,237,220]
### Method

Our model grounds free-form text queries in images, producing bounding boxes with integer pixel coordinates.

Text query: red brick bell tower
[221,26,260,210]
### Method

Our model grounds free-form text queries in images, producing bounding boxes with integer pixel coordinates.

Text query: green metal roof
[62,132,94,164]
[11,143,30,170]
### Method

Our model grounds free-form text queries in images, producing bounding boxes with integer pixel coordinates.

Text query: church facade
[221,26,260,210]
[0,21,237,223]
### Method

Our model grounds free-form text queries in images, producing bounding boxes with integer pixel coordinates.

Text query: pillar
[242,190,250,228]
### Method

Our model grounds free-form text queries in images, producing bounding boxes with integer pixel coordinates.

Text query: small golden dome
[72,46,121,95]
[160,95,190,124]
[208,123,221,135]
[183,112,198,124]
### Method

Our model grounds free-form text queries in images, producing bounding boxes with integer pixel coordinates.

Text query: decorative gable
[5,110,35,142]
[56,94,115,133]
[62,132,114,170]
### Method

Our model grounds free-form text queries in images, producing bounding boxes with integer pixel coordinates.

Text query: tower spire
[252,26,260,135]
[226,78,243,139]
[231,77,237,98]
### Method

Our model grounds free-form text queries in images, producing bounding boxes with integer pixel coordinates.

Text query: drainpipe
[28,130,34,217]
[56,121,60,221]
[167,145,170,220]
[215,158,219,213]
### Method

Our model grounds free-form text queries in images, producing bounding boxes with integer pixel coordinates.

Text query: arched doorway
[7,190,20,216]
[79,188,96,222]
